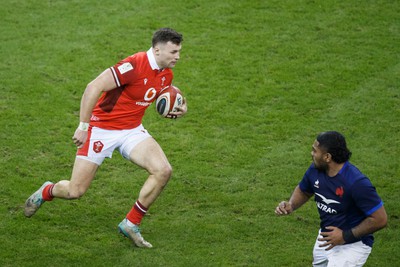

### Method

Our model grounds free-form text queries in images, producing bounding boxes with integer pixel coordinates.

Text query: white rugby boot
[24,181,53,217]
[118,218,153,248]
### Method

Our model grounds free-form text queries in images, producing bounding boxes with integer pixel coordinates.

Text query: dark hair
[316,131,352,163]
[152,28,183,47]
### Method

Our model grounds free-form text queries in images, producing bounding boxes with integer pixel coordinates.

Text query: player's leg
[52,158,99,198]
[312,231,329,267]
[130,137,172,207]
[24,158,99,217]
[51,157,99,199]
[118,136,172,248]
[24,126,115,218]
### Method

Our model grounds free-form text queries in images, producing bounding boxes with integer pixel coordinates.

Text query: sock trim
[134,200,147,214]
[42,184,55,201]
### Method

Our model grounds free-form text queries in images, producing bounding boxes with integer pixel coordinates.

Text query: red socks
[126,200,148,225]
[41,184,148,227]
[42,184,55,201]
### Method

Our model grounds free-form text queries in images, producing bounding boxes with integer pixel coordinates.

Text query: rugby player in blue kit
[275,131,387,266]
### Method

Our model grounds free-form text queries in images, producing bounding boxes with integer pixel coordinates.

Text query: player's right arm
[275,185,312,215]
[73,69,117,148]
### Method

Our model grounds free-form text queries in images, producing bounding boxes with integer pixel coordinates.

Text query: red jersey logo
[336,186,344,198]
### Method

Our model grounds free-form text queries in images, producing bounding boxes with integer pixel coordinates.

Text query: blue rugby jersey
[299,161,383,247]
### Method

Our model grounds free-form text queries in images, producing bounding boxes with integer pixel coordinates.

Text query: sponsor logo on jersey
[91,115,100,121]
[315,192,340,214]
[315,193,340,205]
[314,179,320,188]
[136,101,152,107]
[136,88,157,107]
[144,88,157,101]
[316,201,337,214]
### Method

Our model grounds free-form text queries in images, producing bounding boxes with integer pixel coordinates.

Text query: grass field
[1,0,399,266]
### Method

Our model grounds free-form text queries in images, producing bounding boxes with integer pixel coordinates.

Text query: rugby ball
[155,85,184,118]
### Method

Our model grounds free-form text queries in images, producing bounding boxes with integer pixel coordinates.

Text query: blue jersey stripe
[365,201,384,216]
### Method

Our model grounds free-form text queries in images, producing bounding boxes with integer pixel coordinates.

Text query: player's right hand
[72,128,88,148]
[275,201,293,215]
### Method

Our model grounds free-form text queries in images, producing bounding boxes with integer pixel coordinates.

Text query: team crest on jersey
[93,141,104,153]
[161,76,166,86]
[336,186,344,198]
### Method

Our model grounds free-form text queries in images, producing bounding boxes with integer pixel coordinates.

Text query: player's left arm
[350,205,388,240]
[319,205,387,250]
[347,178,388,242]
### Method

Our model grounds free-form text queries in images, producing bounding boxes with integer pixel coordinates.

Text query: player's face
[154,41,182,69]
[311,140,328,172]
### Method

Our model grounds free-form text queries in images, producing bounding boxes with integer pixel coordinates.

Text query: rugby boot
[118,218,153,248]
[24,181,53,217]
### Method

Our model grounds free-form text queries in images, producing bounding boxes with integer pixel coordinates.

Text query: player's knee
[163,163,173,178]
[67,191,83,200]
[156,163,173,184]
[67,187,86,199]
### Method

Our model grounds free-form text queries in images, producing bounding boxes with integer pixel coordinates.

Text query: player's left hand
[318,226,346,251]
[167,97,187,119]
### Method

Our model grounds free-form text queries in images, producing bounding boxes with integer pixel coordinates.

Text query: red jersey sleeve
[110,54,140,87]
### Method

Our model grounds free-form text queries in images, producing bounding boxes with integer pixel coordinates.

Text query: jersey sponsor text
[316,201,337,214]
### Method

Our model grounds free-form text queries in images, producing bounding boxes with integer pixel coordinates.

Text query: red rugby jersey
[90,49,173,130]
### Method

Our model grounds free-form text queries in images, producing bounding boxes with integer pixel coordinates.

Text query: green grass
[1,0,399,266]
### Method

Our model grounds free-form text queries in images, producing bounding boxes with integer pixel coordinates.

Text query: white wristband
[78,122,89,131]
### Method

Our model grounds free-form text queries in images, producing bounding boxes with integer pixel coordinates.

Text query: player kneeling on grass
[24,27,187,248]
[275,131,387,266]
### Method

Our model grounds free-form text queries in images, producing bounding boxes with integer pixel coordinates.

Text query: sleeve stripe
[110,67,121,87]
[366,200,384,216]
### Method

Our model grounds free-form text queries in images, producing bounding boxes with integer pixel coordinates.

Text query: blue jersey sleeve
[351,177,383,216]
[299,165,315,194]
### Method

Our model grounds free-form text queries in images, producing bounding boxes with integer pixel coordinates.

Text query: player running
[275,131,387,266]
[24,28,187,248]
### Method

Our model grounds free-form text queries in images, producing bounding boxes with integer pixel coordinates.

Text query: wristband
[342,229,358,243]
[78,122,89,131]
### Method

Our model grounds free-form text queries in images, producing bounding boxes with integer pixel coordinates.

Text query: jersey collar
[147,48,161,70]
[338,161,349,175]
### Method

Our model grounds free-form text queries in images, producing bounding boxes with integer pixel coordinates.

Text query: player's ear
[325,152,332,162]
[154,46,160,56]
